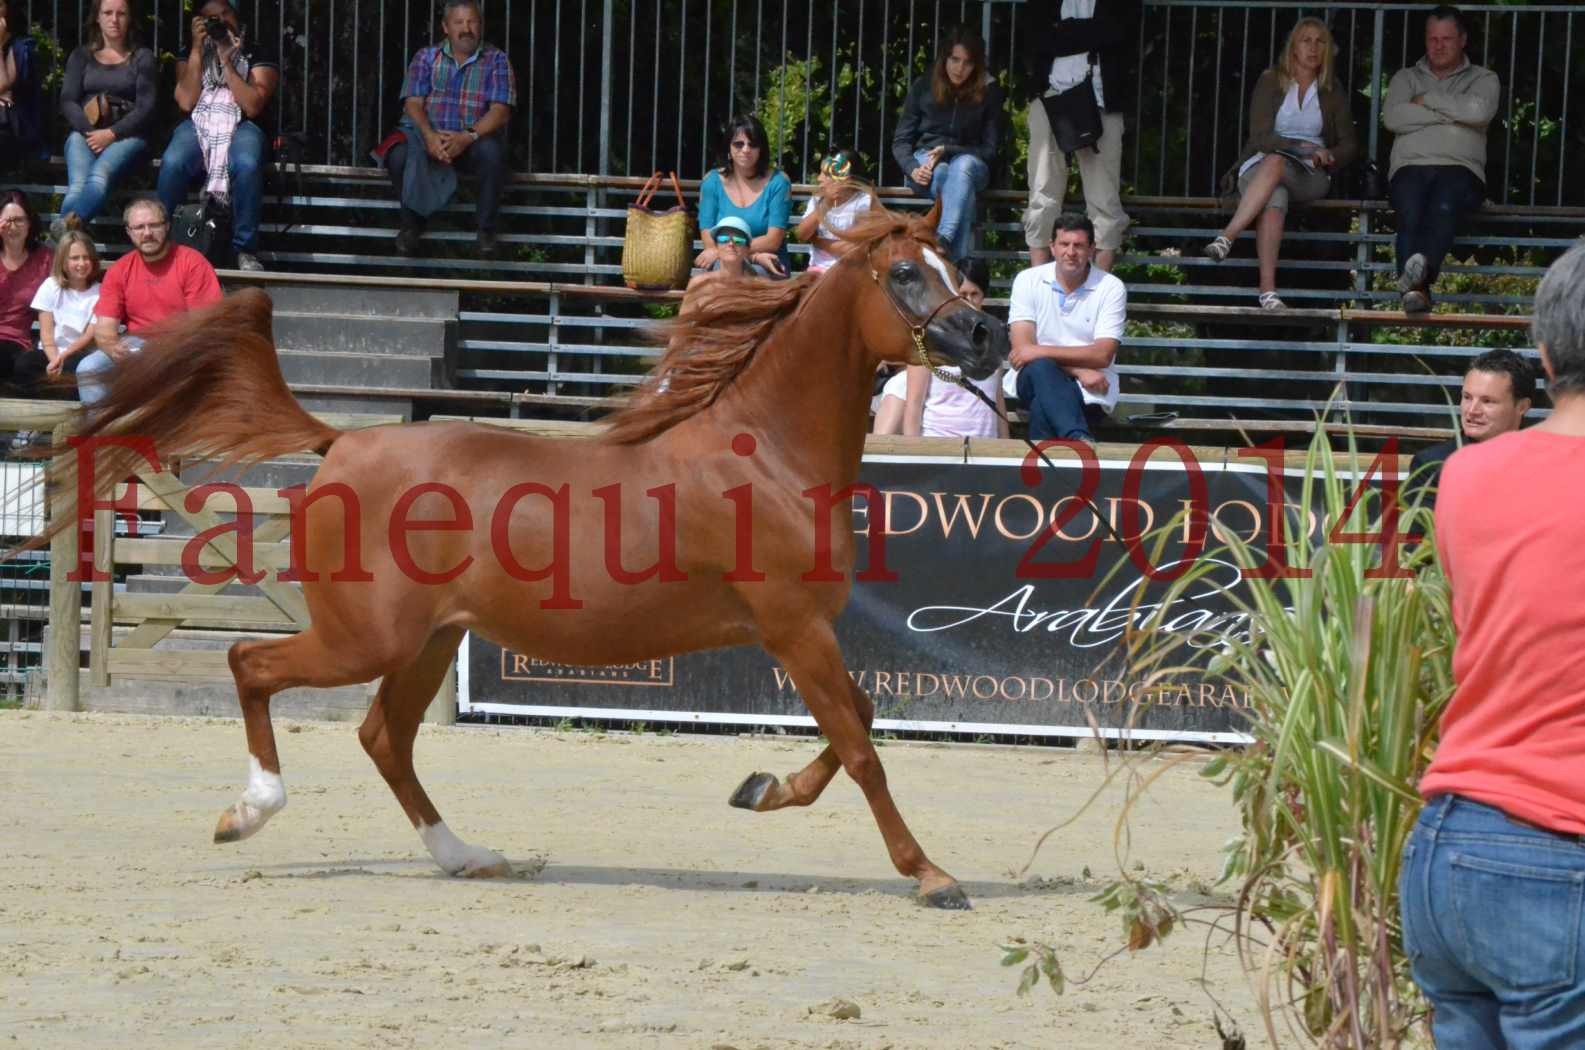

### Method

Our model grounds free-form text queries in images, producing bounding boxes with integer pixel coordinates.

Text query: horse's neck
[707,277,873,484]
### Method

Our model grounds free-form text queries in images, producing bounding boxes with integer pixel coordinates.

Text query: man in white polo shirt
[1005,213,1127,441]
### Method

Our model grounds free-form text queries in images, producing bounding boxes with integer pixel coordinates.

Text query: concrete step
[176,455,322,494]
[297,393,415,421]
[272,310,453,357]
[255,282,459,320]
[276,349,435,388]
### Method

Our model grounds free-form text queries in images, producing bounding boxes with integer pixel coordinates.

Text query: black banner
[461,450,1301,741]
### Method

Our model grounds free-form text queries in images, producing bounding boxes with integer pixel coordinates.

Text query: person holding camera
[154,0,279,271]
[57,0,157,235]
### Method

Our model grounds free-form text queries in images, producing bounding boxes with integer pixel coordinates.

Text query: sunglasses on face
[714,231,749,246]
[730,140,756,151]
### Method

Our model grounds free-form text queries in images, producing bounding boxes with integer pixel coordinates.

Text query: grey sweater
[1383,56,1500,182]
[60,46,159,140]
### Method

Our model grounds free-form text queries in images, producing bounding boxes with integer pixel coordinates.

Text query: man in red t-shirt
[77,197,222,405]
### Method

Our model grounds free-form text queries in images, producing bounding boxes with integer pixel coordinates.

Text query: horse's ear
[922,197,943,233]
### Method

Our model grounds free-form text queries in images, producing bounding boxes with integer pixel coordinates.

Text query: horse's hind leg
[214,629,380,844]
[730,678,874,812]
[357,627,510,879]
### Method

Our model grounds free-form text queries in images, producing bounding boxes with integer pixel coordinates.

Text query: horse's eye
[890,262,918,284]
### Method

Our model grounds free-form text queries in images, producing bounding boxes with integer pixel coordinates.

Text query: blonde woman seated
[872,257,1008,438]
[796,151,876,274]
[1202,16,1358,310]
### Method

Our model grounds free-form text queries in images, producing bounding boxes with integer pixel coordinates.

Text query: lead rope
[936,371,1129,548]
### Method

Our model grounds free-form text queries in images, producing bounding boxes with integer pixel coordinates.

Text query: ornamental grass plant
[1011,427,1455,1049]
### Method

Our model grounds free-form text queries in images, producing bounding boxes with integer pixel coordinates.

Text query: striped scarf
[191,46,249,202]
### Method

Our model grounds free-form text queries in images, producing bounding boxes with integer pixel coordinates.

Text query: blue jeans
[156,119,268,252]
[74,336,144,406]
[1015,358,1106,441]
[1400,794,1585,1049]
[61,131,148,223]
[913,149,988,261]
[1389,164,1484,286]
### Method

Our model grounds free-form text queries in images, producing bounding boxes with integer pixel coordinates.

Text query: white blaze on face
[920,246,959,297]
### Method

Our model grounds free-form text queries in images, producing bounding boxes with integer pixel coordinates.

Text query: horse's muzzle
[930,308,1009,382]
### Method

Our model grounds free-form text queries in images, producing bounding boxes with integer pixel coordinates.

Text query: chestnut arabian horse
[59,204,1006,909]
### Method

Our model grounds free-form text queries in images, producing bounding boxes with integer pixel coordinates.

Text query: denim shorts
[1399,794,1585,1049]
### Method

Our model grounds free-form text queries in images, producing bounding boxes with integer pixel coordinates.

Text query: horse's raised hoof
[729,771,778,811]
[921,883,973,911]
[213,802,273,844]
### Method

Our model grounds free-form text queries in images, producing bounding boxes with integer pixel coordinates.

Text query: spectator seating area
[19,157,1580,443]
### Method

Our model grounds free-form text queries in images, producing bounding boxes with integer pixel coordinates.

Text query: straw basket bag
[621,171,694,290]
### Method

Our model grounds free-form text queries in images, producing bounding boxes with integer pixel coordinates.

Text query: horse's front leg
[729,677,873,812]
[756,620,968,909]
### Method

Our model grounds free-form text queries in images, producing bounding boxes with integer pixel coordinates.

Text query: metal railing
[9,2,1582,204]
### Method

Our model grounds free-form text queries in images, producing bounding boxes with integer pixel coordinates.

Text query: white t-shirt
[1048,0,1105,109]
[1238,80,1326,177]
[801,192,872,272]
[880,366,1004,438]
[30,277,101,349]
[1005,263,1127,412]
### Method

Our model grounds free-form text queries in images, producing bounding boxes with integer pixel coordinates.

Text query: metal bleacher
[27,160,1582,441]
[255,165,1580,438]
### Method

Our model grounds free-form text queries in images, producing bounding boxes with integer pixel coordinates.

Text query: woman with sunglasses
[685,215,755,292]
[695,114,791,278]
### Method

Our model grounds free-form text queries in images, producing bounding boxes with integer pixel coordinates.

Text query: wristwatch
[467,128,480,142]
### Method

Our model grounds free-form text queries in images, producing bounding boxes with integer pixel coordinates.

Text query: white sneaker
[236,252,264,272]
[9,429,37,452]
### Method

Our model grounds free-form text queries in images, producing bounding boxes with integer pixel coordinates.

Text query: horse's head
[847,205,1008,381]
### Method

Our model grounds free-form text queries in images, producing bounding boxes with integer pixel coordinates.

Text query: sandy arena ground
[1,711,1258,1049]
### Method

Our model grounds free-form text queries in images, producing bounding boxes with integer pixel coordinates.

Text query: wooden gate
[39,412,445,715]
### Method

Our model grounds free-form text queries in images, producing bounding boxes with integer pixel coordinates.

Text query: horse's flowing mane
[601,206,931,446]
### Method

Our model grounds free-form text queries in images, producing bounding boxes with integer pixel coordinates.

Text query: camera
[204,16,230,43]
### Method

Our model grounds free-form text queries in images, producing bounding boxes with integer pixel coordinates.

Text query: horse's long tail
[30,287,342,549]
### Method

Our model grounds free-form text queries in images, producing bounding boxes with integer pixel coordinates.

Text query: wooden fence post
[45,422,80,712]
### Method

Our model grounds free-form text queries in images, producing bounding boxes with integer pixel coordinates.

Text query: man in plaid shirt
[381,0,516,256]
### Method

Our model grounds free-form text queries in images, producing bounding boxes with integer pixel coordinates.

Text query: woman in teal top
[694,114,791,277]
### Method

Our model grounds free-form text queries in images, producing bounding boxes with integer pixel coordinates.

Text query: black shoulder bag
[1040,52,1104,158]
[171,194,234,267]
